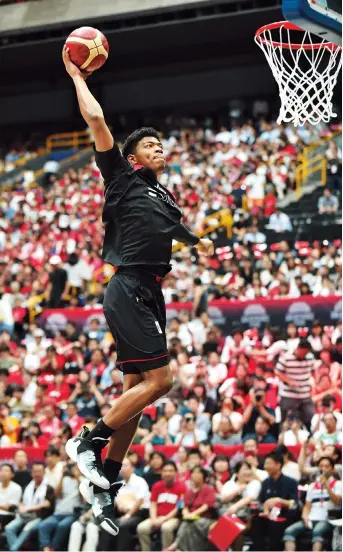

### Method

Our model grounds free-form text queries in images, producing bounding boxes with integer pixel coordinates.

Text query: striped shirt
[275,352,316,399]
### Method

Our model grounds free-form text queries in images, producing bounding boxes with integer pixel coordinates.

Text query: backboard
[282,0,342,45]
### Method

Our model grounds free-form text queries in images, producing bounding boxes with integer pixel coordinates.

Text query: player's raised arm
[62,46,114,152]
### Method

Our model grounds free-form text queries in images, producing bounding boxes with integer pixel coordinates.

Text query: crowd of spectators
[0,121,341,328]
[0,119,341,551]
[0,313,341,550]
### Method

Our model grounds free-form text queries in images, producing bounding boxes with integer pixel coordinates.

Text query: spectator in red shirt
[63,402,85,436]
[137,461,186,551]
[85,349,107,383]
[168,466,216,551]
[38,404,62,440]
[46,373,70,404]
[40,346,65,376]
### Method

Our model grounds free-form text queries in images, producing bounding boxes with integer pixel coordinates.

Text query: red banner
[0,444,301,463]
[38,295,341,333]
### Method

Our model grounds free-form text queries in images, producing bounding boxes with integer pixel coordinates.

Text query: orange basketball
[65,27,109,72]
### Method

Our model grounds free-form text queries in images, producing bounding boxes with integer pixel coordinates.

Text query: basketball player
[62,46,214,534]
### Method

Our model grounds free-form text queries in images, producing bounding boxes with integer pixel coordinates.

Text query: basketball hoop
[255,21,342,126]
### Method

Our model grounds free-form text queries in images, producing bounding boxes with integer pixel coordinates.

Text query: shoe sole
[66,438,110,490]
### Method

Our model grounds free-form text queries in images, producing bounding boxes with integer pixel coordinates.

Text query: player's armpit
[90,116,114,152]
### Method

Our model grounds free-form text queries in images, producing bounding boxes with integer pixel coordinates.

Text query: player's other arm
[62,46,113,152]
[173,223,214,256]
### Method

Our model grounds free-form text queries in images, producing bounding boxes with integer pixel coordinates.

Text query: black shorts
[103,267,170,374]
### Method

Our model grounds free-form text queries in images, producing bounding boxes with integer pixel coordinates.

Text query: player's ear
[127,153,136,166]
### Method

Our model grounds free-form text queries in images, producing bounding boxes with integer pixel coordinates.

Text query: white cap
[49,255,62,265]
[33,328,45,338]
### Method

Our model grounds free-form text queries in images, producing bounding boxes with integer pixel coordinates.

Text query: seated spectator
[199,441,216,470]
[137,461,186,551]
[243,225,266,245]
[311,394,343,434]
[220,461,261,548]
[212,397,243,434]
[278,417,310,446]
[211,455,230,494]
[44,447,65,489]
[245,416,277,444]
[284,457,342,551]
[175,413,208,446]
[275,445,301,482]
[172,446,189,479]
[242,388,276,435]
[206,351,228,387]
[143,452,165,489]
[318,188,339,214]
[313,411,342,445]
[0,421,10,447]
[37,462,82,552]
[141,417,174,446]
[69,379,104,418]
[13,450,32,491]
[211,415,242,445]
[250,451,298,551]
[0,464,22,529]
[184,395,212,435]
[102,458,150,552]
[168,466,216,552]
[267,207,293,233]
[68,508,99,552]
[62,403,85,436]
[18,421,50,449]
[0,403,19,444]
[163,399,182,438]
[5,462,54,552]
[38,405,62,440]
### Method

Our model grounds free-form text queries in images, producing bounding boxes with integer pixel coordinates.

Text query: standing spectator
[0,464,22,529]
[13,450,32,492]
[326,141,342,192]
[5,463,55,552]
[318,188,339,214]
[137,461,186,551]
[168,466,216,552]
[251,451,298,551]
[275,339,317,429]
[284,457,342,551]
[47,256,67,308]
[37,463,82,552]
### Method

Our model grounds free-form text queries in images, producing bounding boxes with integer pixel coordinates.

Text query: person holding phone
[284,457,342,551]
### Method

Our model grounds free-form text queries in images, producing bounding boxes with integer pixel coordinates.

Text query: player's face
[134,137,166,175]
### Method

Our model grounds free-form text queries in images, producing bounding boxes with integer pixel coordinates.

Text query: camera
[255,394,263,402]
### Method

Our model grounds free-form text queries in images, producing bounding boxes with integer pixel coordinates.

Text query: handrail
[295,153,327,199]
[46,130,92,152]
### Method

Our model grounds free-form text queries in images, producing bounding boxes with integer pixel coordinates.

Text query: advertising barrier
[38,295,341,334]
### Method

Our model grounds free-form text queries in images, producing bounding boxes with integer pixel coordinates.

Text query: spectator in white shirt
[243,225,266,245]
[268,208,293,233]
[44,447,65,489]
[278,417,310,446]
[175,413,207,446]
[206,352,228,387]
[0,464,22,527]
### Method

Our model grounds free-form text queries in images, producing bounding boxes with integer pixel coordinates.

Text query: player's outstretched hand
[195,238,214,256]
[62,46,92,80]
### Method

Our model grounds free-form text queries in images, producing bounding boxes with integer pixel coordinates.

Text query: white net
[255,22,342,127]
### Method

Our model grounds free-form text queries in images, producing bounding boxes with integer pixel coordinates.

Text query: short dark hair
[265,451,284,466]
[190,466,208,480]
[31,462,45,470]
[0,463,14,474]
[150,451,165,462]
[162,460,177,471]
[318,456,335,469]
[122,127,161,160]
[44,446,60,457]
[188,448,201,457]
